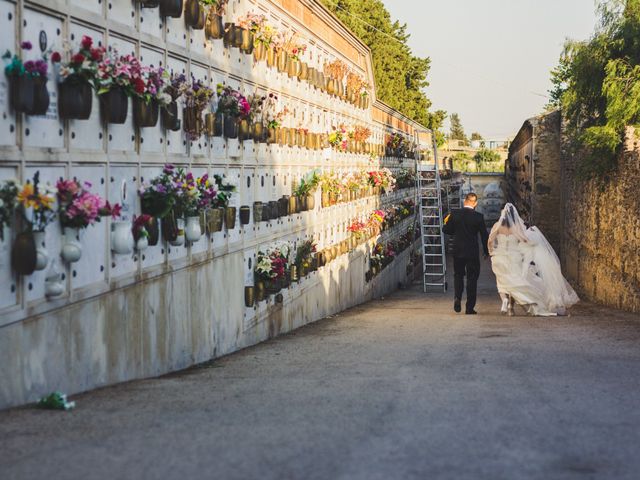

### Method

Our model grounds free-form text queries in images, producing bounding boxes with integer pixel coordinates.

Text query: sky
[381,0,599,139]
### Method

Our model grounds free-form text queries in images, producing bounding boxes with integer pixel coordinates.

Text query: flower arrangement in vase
[3,41,51,115]
[132,214,154,251]
[263,93,288,143]
[245,92,266,141]
[283,33,307,78]
[293,171,320,211]
[204,0,229,39]
[255,245,290,294]
[9,173,56,275]
[368,168,396,194]
[56,178,120,263]
[216,83,250,139]
[175,75,215,140]
[253,21,278,62]
[132,65,171,128]
[236,12,267,54]
[328,125,348,151]
[161,72,184,131]
[95,50,142,124]
[294,239,317,277]
[323,59,348,96]
[52,35,105,119]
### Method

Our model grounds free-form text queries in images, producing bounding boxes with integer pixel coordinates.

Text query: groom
[442,192,489,314]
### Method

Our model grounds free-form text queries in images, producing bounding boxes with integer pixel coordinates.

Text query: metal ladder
[417,138,447,293]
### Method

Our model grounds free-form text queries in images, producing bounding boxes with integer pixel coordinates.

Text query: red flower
[90,48,103,61]
[81,35,93,49]
[71,53,85,65]
[134,77,146,94]
[51,51,61,63]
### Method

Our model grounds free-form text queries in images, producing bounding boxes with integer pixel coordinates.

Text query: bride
[488,204,579,316]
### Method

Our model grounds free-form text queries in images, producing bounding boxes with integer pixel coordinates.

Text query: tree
[449,113,468,145]
[548,0,640,179]
[471,132,483,141]
[320,0,445,140]
[473,149,502,172]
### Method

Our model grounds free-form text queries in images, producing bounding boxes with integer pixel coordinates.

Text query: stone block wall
[561,128,640,313]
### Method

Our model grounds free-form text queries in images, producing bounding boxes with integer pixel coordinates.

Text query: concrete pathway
[1,259,639,480]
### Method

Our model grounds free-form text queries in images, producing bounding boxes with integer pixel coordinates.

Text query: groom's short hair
[464,193,478,203]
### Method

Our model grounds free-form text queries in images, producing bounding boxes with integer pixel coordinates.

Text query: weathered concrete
[0,242,417,409]
[1,259,639,480]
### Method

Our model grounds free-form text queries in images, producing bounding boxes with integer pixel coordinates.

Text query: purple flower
[163,164,175,174]
[21,41,32,50]
[35,60,47,76]
[23,60,35,72]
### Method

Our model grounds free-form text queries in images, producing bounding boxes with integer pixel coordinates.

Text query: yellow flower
[38,193,55,210]
[17,183,36,208]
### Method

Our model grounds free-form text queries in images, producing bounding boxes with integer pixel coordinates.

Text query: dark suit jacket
[442,207,490,259]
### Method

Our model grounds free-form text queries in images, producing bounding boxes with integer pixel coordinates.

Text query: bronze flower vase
[161,101,181,131]
[206,207,224,233]
[266,47,276,68]
[306,194,315,211]
[223,23,235,48]
[255,281,265,302]
[233,25,243,48]
[184,0,201,28]
[267,127,277,144]
[223,114,238,139]
[253,42,266,62]
[253,122,265,143]
[133,97,159,128]
[183,106,202,138]
[206,13,224,39]
[277,51,287,73]
[298,62,309,80]
[205,112,223,137]
[11,230,37,276]
[239,118,251,141]
[239,206,251,225]
[252,202,263,223]
[146,217,160,246]
[288,127,296,147]
[287,58,300,78]
[100,87,128,124]
[224,206,237,230]
[239,28,254,54]
[245,286,255,307]
[160,0,183,17]
[161,211,179,243]
[58,75,92,120]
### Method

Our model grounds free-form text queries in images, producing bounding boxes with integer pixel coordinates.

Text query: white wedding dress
[489,204,579,316]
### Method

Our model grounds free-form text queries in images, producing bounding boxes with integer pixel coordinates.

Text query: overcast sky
[381,0,598,139]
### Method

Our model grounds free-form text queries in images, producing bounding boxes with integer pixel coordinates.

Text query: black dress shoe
[454,299,461,313]
[465,310,478,315]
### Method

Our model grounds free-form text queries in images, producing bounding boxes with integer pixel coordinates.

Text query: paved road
[1,259,639,480]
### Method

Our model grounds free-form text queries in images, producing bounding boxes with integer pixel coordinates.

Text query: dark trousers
[453,256,480,311]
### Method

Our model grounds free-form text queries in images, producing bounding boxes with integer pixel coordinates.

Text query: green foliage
[470,132,483,141]
[473,148,501,168]
[548,0,640,179]
[451,152,473,172]
[320,0,444,138]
